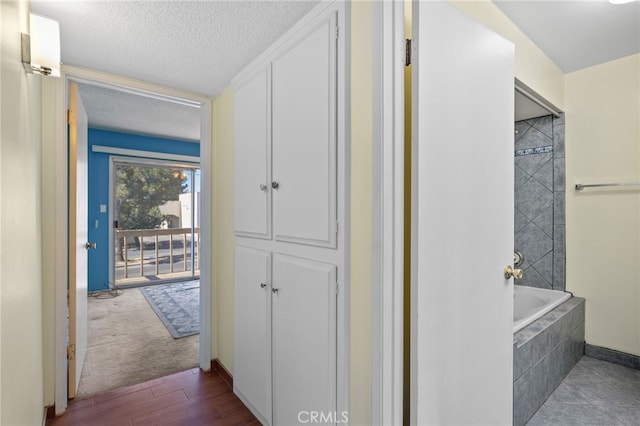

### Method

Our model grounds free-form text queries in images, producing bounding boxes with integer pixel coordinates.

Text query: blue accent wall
[87,129,200,291]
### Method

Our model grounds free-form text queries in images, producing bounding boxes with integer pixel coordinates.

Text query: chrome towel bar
[575,182,640,191]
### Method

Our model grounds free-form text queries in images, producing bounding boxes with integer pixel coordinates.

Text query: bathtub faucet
[514,251,524,267]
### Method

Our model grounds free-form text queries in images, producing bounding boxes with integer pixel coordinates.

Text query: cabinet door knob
[259,183,268,192]
[260,283,267,289]
[271,181,279,190]
[272,287,279,294]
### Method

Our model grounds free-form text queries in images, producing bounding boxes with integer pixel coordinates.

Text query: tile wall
[514,114,566,290]
[513,296,585,426]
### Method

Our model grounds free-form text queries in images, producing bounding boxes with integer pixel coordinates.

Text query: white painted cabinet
[233,13,337,249]
[233,246,271,423]
[233,3,346,425]
[234,249,337,426]
[234,67,271,239]
[272,255,337,426]
[272,17,337,248]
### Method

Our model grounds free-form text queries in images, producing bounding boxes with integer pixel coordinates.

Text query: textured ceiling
[494,0,640,73]
[31,0,319,97]
[30,0,319,142]
[76,83,201,142]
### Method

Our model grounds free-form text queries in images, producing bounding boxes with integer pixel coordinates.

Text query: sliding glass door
[113,160,200,286]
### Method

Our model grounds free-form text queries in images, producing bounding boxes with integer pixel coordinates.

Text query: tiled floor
[528,356,640,425]
[47,367,259,425]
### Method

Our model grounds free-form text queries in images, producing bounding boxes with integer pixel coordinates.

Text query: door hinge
[335,221,339,235]
[405,39,412,67]
[336,25,339,40]
[334,281,338,295]
[67,344,75,361]
[67,109,71,125]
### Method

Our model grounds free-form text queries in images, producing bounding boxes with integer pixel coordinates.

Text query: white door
[234,246,271,424]
[272,14,337,248]
[411,2,515,425]
[234,67,271,239]
[68,82,90,398]
[272,255,337,426]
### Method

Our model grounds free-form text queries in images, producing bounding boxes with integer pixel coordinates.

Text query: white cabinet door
[272,15,337,248]
[271,254,337,426]
[234,68,271,239]
[234,246,271,424]
[412,2,514,425]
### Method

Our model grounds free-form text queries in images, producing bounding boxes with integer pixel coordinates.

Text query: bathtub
[513,285,571,333]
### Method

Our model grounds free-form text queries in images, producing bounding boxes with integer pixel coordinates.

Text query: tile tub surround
[514,114,566,291]
[513,296,585,426]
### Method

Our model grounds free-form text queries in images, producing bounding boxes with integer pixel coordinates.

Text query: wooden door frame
[53,65,214,414]
[371,0,406,424]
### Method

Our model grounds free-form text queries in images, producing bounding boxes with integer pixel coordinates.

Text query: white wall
[350,1,373,424]
[450,0,564,110]
[41,77,59,407]
[1,0,46,423]
[212,87,235,372]
[565,54,640,357]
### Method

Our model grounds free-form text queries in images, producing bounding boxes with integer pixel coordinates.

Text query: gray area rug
[140,281,200,338]
[78,285,198,398]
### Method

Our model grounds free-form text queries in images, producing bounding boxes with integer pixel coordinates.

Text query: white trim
[53,72,68,415]
[54,66,214,413]
[92,145,199,163]
[372,0,405,425]
[336,3,350,419]
[63,65,208,105]
[198,99,213,370]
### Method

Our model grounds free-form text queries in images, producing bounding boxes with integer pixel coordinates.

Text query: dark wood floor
[47,367,260,426]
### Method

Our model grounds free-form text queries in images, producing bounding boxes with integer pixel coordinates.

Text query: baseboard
[585,343,640,370]
[42,405,56,426]
[211,359,233,388]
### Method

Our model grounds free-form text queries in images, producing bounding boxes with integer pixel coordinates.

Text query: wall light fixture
[21,13,61,77]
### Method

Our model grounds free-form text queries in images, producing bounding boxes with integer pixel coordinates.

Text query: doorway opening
[76,159,203,398]
[57,70,212,406]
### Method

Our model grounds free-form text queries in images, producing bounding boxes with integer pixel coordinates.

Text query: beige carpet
[77,285,199,399]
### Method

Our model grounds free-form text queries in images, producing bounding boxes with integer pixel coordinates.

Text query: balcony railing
[115,227,200,285]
